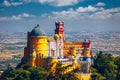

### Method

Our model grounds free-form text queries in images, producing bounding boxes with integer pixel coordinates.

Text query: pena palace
[21,22,93,80]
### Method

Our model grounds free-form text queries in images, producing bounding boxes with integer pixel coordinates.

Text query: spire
[54,21,65,42]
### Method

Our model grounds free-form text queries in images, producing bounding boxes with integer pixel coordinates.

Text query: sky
[0,0,120,33]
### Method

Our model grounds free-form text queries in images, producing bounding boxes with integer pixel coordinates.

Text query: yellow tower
[30,25,48,67]
[23,24,48,67]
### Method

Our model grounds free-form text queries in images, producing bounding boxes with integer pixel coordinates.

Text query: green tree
[28,67,48,80]
[14,69,30,80]
[114,56,120,80]
[0,69,16,80]
[0,61,80,80]
[0,68,31,80]
[16,62,30,70]
[93,51,117,80]
[91,67,106,80]
[0,63,48,80]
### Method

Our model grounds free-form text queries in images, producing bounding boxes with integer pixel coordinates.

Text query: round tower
[27,24,48,67]
[30,24,48,57]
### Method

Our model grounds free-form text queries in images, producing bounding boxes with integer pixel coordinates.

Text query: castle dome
[30,24,45,36]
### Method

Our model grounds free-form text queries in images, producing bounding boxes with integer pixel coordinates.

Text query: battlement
[55,21,64,28]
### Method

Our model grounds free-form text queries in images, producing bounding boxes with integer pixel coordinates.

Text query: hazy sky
[0,0,120,33]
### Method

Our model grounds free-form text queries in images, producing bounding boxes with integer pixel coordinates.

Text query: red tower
[55,22,65,42]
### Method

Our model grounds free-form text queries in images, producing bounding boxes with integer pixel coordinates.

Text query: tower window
[30,46,34,50]
[36,39,39,42]
[42,54,43,57]
[60,26,62,28]
[36,46,39,51]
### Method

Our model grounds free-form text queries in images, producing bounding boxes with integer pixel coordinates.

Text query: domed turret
[31,24,45,36]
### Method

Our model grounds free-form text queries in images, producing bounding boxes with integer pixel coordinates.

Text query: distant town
[0,31,120,70]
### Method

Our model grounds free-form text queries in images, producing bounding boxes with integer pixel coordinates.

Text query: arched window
[36,39,39,42]
[42,54,43,57]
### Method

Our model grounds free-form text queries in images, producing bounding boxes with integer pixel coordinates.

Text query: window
[42,54,43,57]
[36,39,39,42]
[36,46,39,51]
[30,46,34,50]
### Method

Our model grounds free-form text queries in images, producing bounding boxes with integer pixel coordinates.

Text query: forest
[0,51,120,80]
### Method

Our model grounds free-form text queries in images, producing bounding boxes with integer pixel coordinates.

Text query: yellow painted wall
[83,48,91,57]
[28,36,48,67]
[75,73,91,80]
[64,42,83,55]
[31,36,48,57]
[60,60,80,75]
[47,57,58,73]
[70,48,76,56]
